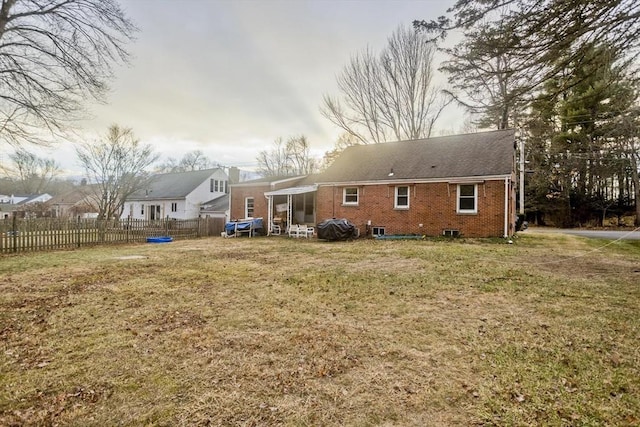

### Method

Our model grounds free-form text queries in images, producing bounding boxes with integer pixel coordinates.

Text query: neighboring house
[200,193,230,220]
[46,187,100,218]
[230,129,517,238]
[0,193,53,219]
[5,193,52,205]
[121,168,229,220]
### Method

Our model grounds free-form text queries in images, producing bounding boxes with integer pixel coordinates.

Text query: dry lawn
[0,232,639,426]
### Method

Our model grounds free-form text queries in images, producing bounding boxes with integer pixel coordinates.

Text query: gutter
[317,174,512,187]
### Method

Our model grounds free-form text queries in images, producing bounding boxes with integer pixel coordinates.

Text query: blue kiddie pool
[146,236,173,243]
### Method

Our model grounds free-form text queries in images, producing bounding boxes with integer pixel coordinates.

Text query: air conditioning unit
[442,229,460,237]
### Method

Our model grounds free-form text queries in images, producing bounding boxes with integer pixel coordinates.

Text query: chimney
[229,166,240,185]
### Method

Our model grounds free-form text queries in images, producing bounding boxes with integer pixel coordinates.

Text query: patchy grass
[1,233,639,426]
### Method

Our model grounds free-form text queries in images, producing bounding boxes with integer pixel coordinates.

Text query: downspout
[504,177,510,238]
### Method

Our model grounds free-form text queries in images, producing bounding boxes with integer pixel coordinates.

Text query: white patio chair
[304,226,315,238]
[271,223,281,235]
[288,224,300,238]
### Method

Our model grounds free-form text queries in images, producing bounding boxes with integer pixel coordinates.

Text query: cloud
[59,0,457,175]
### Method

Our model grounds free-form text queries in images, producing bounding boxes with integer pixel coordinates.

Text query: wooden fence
[0,216,226,254]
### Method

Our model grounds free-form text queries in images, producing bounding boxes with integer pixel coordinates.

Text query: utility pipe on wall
[504,177,510,238]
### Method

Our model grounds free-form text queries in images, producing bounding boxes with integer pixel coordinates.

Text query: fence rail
[0,216,225,254]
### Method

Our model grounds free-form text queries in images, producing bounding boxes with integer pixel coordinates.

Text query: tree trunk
[630,156,640,227]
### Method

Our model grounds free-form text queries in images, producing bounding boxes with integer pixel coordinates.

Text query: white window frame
[245,197,254,218]
[372,226,385,236]
[171,202,178,212]
[395,186,409,209]
[457,184,478,214]
[343,187,359,205]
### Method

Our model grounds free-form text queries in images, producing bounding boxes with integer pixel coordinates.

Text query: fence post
[126,217,130,243]
[76,215,81,248]
[12,212,17,253]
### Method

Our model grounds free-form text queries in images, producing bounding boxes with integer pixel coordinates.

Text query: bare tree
[76,125,158,219]
[256,135,318,177]
[256,137,290,177]
[0,148,60,193]
[286,135,317,175]
[157,150,214,173]
[0,0,136,148]
[322,25,451,144]
[321,132,361,169]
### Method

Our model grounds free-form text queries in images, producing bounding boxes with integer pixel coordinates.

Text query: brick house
[230,129,517,238]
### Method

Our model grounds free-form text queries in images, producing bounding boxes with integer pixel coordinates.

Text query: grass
[1,232,639,426]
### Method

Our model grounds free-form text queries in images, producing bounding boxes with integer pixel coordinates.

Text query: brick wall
[229,185,268,220]
[316,180,514,238]
[230,179,303,221]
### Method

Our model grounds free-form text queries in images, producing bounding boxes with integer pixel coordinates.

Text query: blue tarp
[225,218,263,236]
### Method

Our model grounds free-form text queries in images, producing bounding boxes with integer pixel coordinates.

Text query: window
[245,197,254,218]
[141,204,144,215]
[210,179,226,193]
[457,184,477,213]
[372,226,385,236]
[171,202,178,212]
[343,187,359,205]
[395,186,409,209]
[150,205,161,220]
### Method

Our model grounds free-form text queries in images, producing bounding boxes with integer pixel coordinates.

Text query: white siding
[120,170,229,220]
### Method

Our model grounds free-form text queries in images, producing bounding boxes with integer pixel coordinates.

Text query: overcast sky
[28,0,461,177]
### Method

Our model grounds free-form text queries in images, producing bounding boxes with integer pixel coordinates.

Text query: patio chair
[271,223,281,235]
[303,226,315,238]
[288,224,300,238]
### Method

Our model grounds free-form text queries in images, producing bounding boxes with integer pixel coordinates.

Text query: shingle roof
[312,129,515,183]
[128,168,221,200]
[47,186,98,205]
[15,194,47,204]
[201,194,229,212]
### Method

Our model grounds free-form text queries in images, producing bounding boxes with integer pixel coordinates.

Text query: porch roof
[264,184,317,197]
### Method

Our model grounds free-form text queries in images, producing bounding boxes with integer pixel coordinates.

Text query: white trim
[343,187,359,205]
[394,185,410,209]
[317,174,510,187]
[269,176,308,187]
[456,183,477,214]
[244,196,254,218]
[230,176,307,188]
[264,184,317,196]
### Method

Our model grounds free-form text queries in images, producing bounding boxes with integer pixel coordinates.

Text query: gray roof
[311,129,515,183]
[201,194,229,212]
[128,168,222,200]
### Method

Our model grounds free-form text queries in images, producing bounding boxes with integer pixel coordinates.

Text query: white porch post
[287,194,292,230]
[266,195,273,235]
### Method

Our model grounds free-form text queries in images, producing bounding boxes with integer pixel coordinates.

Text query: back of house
[231,129,517,238]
